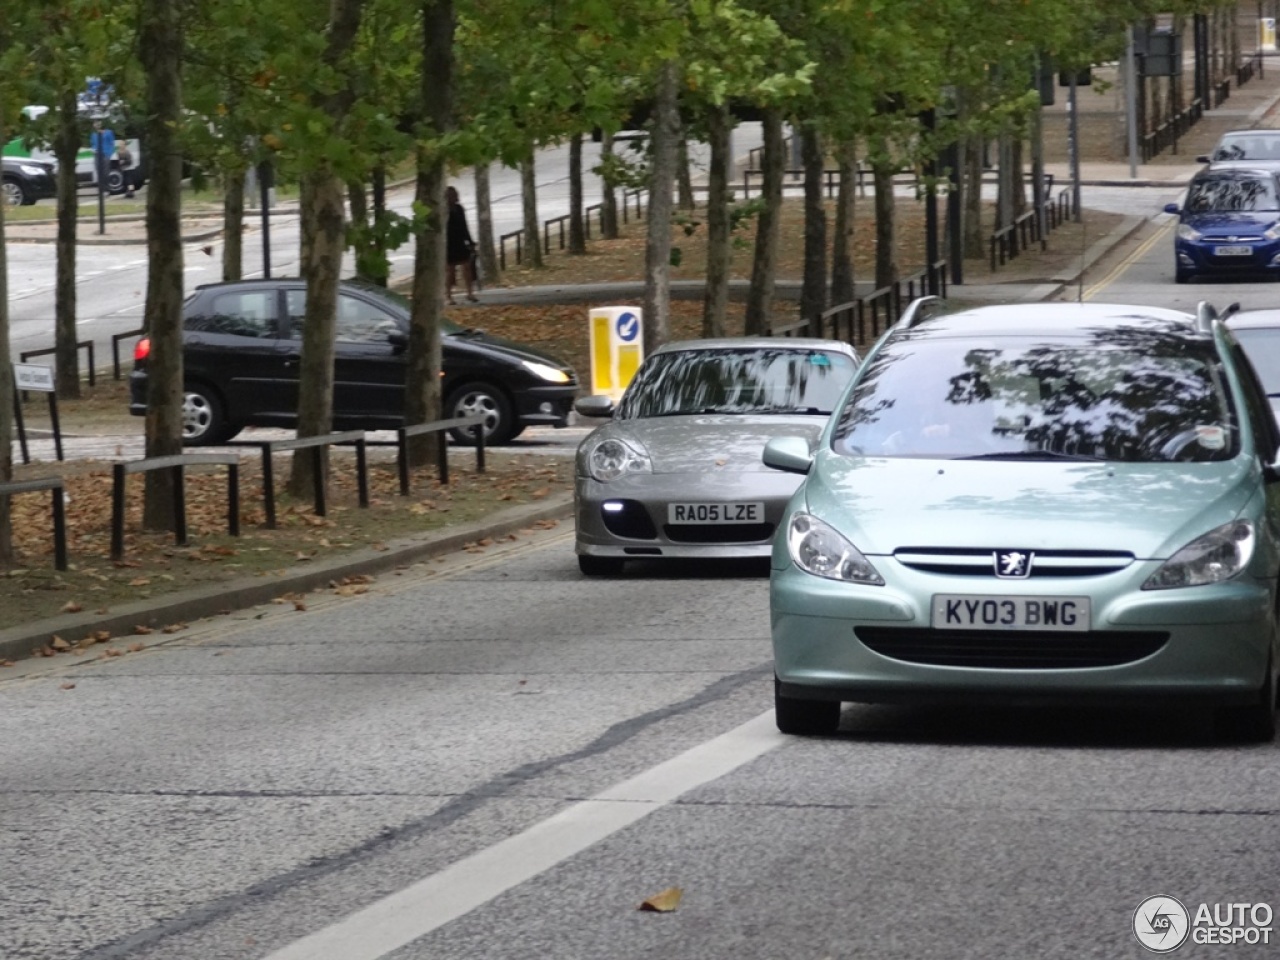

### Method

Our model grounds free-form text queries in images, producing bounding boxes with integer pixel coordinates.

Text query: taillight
[134,337,151,362]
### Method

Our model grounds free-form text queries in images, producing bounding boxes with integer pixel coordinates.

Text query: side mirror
[762,436,814,475]
[387,330,408,352]
[1163,203,1180,215]
[1195,154,1210,164]
[574,395,615,419]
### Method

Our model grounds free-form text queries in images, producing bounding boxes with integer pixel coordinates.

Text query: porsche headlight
[522,359,571,384]
[587,438,651,482]
[1143,520,1255,590]
[786,512,883,585]
[1176,223,1202,242]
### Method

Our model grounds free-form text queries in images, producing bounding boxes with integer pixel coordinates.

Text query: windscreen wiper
[956,450,1104,462]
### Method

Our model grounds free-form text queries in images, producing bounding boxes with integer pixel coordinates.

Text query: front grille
[895,548,1133,578]
[601,500,657,540]
[856,626,1168,669]
[664,522,774,544]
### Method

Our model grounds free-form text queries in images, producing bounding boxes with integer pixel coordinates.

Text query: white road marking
[261,711,783,960]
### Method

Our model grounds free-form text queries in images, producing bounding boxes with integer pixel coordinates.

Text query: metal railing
[987,186,1075,272]
[110,453,241,560]
[19,341,95,389]
[112,327,146,380]
[226,430,369,530]
[0,476,68,570]
[395,414,486,495]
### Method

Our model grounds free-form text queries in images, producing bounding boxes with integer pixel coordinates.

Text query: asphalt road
[2,518,1277,960]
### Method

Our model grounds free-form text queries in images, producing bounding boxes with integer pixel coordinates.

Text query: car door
[285,287,407,427]
[184,286,295,421]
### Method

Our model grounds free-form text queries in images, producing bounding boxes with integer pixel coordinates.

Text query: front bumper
[1176,237,1280,277]
[513,384,576,428]
[771,558,1275,707]
[575,469,804,560]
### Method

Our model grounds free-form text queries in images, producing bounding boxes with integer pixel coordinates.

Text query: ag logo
[1133,895,1190,953]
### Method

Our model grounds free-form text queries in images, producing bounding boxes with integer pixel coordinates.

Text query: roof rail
[1195,301,1217,336]
[896,296,940,330]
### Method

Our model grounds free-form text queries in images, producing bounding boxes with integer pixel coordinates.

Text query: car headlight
[18,164,45,177]
[1143,519,1255,590]
[786,512,883,585]
[1266,222,1280,241]
[1176,223,1202,241]
[587,438,652,482]
[522,359,571,384]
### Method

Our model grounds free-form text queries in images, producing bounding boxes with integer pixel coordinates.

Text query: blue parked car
[764,299,1280,742]
[1164,167,1280,284]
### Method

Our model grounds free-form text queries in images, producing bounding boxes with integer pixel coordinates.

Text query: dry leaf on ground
[638,887,683,913]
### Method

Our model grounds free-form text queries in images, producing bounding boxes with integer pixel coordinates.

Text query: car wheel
[774,676,841,736]
[1215,657,1277,744]
[446,381,515,446]
[181,384,239,446]
[2,177,27,207]
[578,554,624,576]
[105,168,126,195]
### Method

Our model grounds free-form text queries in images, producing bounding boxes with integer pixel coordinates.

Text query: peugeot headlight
[587,438,651,482]
[786,512,883,584]
[1143,520,1255,590]
[18,164,45,176]
[1176,223,1202,242]
[521,359,571,384]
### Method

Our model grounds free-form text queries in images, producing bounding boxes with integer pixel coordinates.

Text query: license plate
[931,594,1091,632]
[667,501,764,524]
[1213,245,1252,256]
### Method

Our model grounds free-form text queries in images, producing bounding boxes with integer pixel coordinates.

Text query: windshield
[616,346,858,419]
[831,329,1239,463]
[1212,135,1280,162]
[1230,326,1280,396]
[1185,175,1280,213]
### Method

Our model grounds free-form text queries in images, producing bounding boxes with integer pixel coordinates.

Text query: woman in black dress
[445,186,477,304]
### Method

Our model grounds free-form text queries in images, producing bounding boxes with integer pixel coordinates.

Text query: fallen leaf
[133,625,154,635]
[60,682,76,690]
[295,552,313,562]
[0,660,13,667]
[639,887,683,912]
[50,635,71,651]
[61,601,83,613]
[102,647,123,657]
[127,642,145,653]
[162,623,187,634]
[530,487,550,498]
[292,599,307,612]
[94,630,111,643]
[128,578,151,587]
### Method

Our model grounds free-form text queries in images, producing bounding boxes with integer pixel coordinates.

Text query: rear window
[616,346,858,420]
[832,330,1240,463]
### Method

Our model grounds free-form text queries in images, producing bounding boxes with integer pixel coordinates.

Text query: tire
[1215,656,1277,744]
[774,676,841,736]
[181,384,239,446]
[2,177,27,207]
[105,168,126,195]
[446,381,515,446]
[578,554,624,576]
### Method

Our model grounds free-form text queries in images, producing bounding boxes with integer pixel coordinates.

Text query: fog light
[603,501,624,513]
[1178,253,1195,266]
[540,402,552,413]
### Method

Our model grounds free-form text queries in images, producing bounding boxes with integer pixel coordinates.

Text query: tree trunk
[964,132,984,258]
[1009,134,1026,218]
[568,132,586,254]
[600,132,619,239]
[799,126,827,326]
[520,144,543,268]
[744,108,783,335]
[996,131,1013,230]
[676,129,695,211]
[701,102,730,339]
[286,0,365,496]
[474,162,499,282]
[642,58,680,350]
[140,0,186,531]
[871,139,897,290]
[830,138,856,306]
[287,170,344,497]
[0,118,13,566]
[222,166,245,282]
[403,0,454,467]
[53,92,81,400]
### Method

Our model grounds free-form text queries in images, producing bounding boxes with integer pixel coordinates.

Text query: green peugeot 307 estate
[764,299,1280,742]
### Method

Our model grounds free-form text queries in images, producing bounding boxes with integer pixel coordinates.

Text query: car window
[284,289,402,343]
[1185,175,1280,213]
[832,330,1240,463]
[615,347,858,419]
[1227,339,1280,460]
[1228,326,1280,396]
[187,290,278,338]
[1213,135,1280,161]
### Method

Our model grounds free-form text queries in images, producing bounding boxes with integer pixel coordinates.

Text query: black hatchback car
[128,279,578,445]
[2,156,57,206]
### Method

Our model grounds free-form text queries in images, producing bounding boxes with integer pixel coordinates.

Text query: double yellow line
[1080,219,1175,301]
